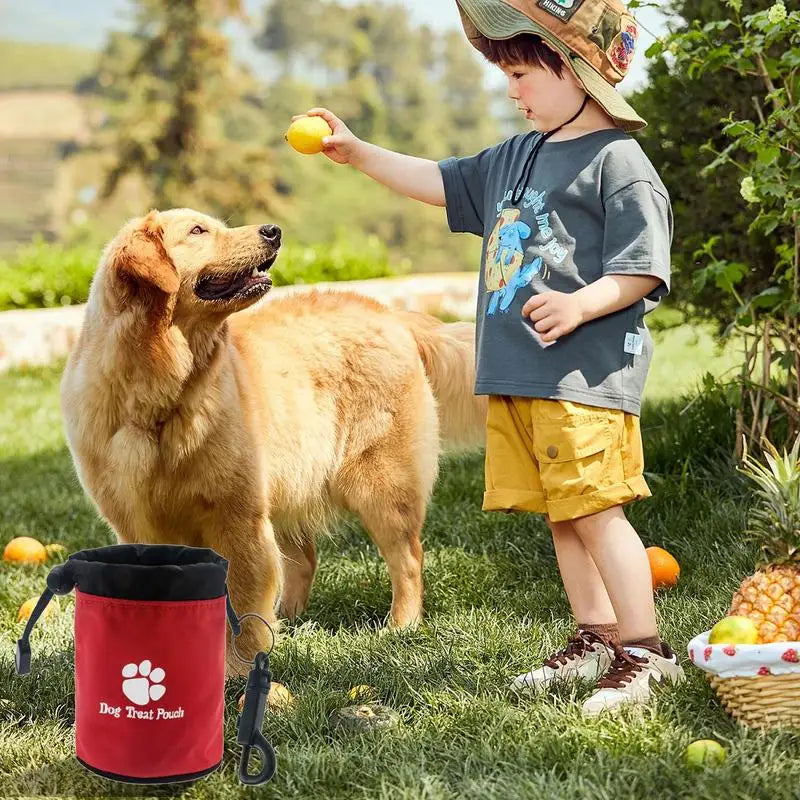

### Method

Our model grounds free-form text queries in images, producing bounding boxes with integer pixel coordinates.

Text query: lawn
[1,350,799,799]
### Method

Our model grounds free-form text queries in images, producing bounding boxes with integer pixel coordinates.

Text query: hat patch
[607,15,638,75]
[537,0,585,22]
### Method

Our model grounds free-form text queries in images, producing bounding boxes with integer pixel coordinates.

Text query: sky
[0,0,668,93]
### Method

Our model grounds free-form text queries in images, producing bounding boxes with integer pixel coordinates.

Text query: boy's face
[502,59,585,133]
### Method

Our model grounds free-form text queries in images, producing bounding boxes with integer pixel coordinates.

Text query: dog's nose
[259,224,281,246]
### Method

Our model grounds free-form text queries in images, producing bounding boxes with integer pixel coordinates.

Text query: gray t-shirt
[438,128,672,415]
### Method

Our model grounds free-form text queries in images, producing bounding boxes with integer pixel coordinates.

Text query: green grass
[647,321,742,403]
[1,362,799,799]
[0,41,95,90]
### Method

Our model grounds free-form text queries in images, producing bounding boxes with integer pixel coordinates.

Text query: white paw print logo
[121,659,166,706]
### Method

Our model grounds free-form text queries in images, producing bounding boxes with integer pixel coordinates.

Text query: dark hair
[471,33,565,77]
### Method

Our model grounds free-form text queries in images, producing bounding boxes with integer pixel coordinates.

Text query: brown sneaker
[510,630,615,694]
[581,642,685,716]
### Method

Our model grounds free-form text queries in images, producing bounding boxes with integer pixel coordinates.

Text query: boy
[298,0,684,715]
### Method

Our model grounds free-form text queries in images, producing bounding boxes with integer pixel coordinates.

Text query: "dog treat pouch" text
[15,544,275,786]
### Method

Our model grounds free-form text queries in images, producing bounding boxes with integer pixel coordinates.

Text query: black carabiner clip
[236,650,276,786]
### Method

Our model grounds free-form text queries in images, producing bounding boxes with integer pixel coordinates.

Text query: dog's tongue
[200,270,250,299]
[196,266,269,302]
[204,274,237,291]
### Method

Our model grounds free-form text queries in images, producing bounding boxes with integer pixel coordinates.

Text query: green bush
[0,235,402,312]
[0,238,98,311]
[270,234,402,286]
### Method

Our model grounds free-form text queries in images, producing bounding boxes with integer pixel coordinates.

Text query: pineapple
[729,435,800,643]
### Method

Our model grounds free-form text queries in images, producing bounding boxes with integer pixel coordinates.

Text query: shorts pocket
[532,419,614,501]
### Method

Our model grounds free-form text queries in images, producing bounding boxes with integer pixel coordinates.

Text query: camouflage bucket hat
[455,0,646,132]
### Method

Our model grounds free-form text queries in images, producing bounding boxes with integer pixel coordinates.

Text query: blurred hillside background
[0,0,797,444]
[0,0,662,269]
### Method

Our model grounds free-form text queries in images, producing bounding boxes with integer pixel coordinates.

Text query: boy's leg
[532,401,658,646]
[570,505,684,715]
[549,518,618,631]
[531,398,684,713]
[510,517,619,693]
[569,506,657,645]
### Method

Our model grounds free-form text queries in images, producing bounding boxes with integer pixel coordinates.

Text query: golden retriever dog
[60,209,486,675]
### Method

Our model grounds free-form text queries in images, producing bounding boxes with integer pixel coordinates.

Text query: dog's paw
[121,659,166,706]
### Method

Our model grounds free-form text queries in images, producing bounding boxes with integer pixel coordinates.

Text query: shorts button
[546,445,559,459]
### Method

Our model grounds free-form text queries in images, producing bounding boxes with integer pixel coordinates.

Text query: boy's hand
[293,108,362,165]
[521,291,585,343]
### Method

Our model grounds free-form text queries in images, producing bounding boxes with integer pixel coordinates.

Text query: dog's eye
[189,225,206,235]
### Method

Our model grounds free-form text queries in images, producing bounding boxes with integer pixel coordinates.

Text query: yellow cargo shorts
[483,396,651,522]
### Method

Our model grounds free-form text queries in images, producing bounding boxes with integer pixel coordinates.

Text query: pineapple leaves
[738,434,800,566]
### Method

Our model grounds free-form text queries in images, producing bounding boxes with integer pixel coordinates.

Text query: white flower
[768,1,787,24]
[740,176,760,204]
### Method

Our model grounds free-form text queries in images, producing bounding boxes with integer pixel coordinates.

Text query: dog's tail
[401,312,487,451]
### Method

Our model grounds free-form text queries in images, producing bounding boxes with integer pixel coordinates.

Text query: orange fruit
[3,536,48,565]
[646,546,680,589]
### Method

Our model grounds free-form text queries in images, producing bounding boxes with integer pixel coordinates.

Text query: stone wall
[0,273,479,373]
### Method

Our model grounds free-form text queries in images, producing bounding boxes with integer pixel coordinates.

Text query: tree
[91,0,279,220]
[440,31,506,157]
[635,0,799,445]
[253,0,501,156]
[629,0,780,325]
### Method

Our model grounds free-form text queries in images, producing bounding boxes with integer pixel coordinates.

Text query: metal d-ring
[231,612,276,666]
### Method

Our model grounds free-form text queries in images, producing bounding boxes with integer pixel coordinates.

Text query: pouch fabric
[34,544,230,784]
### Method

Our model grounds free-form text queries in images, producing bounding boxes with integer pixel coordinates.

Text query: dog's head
[498,221,531,248]
[102,208,281,321]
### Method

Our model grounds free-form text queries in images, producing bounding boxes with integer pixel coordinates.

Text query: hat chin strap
[512,93,590,205]
[551,92,591,136]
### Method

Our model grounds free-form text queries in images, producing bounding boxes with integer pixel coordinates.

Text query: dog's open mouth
[194,255,277,302]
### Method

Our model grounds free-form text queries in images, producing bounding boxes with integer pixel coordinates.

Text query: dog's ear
[109,211,180,295]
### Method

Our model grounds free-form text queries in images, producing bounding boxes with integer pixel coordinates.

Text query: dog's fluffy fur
[61,209,485,674]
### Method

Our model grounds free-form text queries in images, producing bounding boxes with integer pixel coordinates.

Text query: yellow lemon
[18,595,59,623]
[237,681,295,713]
[708,616,759,645]
[348,685,376,702]
[684,739,727,768]
[45,543,68,562]
[3,536,48,565]
[285,116,332,155]
[268,682,295,710]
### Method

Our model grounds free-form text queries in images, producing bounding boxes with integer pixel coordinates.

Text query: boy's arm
[576,275,663,322]
[298,108,445,207]
[351,142,446,207]
[521,275,663,344]
[523,177,672,343]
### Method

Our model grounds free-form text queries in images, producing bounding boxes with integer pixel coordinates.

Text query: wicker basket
[709,673,800,730]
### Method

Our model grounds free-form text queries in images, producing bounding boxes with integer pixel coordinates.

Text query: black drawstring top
[511,94,590,205]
